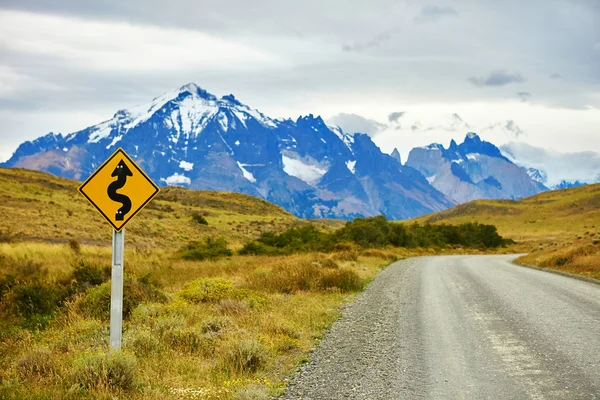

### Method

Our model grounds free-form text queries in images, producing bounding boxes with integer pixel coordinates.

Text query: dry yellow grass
[0,167,342,249]
[0,166,572,399]
[412,183,600,279]
[0,241,399,399]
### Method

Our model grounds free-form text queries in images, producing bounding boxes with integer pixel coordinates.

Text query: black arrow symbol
[107,160,133,221]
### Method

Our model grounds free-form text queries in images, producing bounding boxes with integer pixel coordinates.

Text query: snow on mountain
[406,133,547,204]
[2,83,452,220]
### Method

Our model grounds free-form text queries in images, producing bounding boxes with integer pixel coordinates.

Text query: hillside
[0,167,339,249]
[414,183,600,246]
[414,183,600,280]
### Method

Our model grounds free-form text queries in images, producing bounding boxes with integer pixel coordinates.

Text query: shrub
[223,339,267,374]
[177,237,232,260]
[68,239,81,253]
[333,250,359,262]
[12,283,62,319]
[70,260,107,289]
[216,299,250,315]
[161,327,214,354]
[0,273,16,299]
[16,347,55,378]
[248,262,322,294]
[238,241,285,256]
[314,257,339,269]
[129,329,162,357]
[79,276,167,320]
[179,278,265,307]
[202,316,231,334]
[71,351,138,391]
[179,278,234,303]
[554,257,570,266]
[192,213,209,225]
[320,268,363,292]
[237,216,510,255]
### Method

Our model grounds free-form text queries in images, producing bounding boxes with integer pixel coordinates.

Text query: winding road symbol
[78,148,159,232]
[107,160,133,221]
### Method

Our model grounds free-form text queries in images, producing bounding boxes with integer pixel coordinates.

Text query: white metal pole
[110,228,125,350]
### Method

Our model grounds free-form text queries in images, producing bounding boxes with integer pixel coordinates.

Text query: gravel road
[281,255,600,399]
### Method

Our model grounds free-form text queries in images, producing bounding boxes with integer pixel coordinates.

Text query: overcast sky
[0,0,599,174]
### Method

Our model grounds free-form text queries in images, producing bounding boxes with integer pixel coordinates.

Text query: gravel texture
[281,255,600,399]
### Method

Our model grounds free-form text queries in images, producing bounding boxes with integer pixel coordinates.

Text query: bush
[162,327,210,354]
[554,257,570,266]
[16,347,55,378]
[179,278,266,307]
[192,213,209,225]
[0,273,16,299]
[313,257,339,269]
[12,283,62,320]
[68,239,81,253]
[79,276,167,320]
[216,299,250,315]
[333,250,359,262]
[238,216,510,255]
[70,260,107,289]
[178,237,232,260]
[71,351,138,391]
[320,268,364,292]
[238,241,285,256]
[223,339,267,374]
[129,329,162,357]
[202,316,231,334]
[179,278,234,303]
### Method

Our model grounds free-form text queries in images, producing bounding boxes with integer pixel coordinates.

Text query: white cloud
[0,10,284,74]
[326,113,387,136]
[501,142,600,186]
[0,1,599,163]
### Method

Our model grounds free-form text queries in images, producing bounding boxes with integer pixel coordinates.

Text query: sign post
[78,148,159,351]
[110,229,125,349]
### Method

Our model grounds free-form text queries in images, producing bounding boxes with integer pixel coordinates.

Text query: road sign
[78,148,159,232]
[78,148,159,350]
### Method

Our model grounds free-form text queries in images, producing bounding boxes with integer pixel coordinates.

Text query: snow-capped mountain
[525,167,547,184]
[2,83,453,220]
[405,133,548,204]
[552,180,587,190]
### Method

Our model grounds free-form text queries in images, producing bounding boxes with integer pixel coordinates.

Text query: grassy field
[0,167,343,250]
[2,166,592,399]
[0,167,449,399]
[0,241,406,399]
[413,183,600,280]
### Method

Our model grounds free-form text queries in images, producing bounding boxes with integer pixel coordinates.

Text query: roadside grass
[412,183,600,280]
[0,241,400,399]
[516,238,600,281]
[412,183,600,247]
[0,240,509,399]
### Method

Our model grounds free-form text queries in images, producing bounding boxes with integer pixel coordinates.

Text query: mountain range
[405,133,548,204]
[2,83,550,220]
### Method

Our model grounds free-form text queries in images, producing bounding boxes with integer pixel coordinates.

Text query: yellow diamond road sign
[79,148,159,232]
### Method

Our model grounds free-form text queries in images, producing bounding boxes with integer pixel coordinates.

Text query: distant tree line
[239,215,512,256]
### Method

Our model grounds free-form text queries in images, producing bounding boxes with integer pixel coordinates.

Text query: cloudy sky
[0,0,599,182]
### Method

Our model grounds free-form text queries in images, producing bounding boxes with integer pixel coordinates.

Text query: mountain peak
[220,94,242,106]
[465,132,481,141]
[178,83,217,101]
[391,148,402,164]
